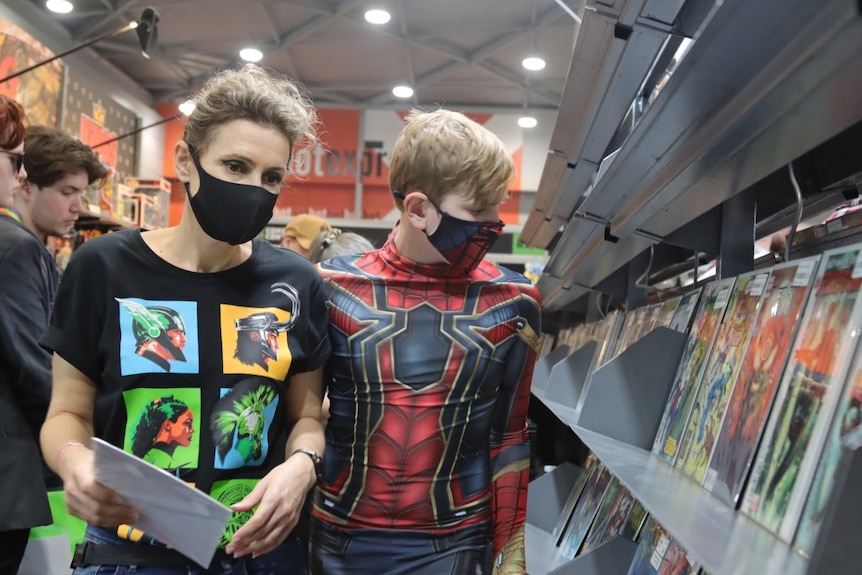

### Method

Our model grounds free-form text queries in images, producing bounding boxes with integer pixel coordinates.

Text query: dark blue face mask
[184,154,278,245]
[425,203,504,275]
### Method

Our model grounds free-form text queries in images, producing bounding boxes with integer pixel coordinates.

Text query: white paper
[91,437,232,567]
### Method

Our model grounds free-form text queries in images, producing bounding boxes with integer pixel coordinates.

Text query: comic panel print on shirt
[122,388,201,477]
[116,298,199,375]
[210,379,279,469]
[220,283,299,379]
[211,479,259,547]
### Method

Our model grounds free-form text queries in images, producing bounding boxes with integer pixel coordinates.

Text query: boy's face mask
[184,153,277,245]
[425,202,504,275]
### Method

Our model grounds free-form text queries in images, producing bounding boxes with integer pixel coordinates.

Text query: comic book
[633,302,663,341]
[625,518,697,575]
[580,480,644,553]
[558,463,612,559]
[551,453,597,546]
[741,244,862,542]
[580,475,623,553]
[667,287,704,334]
[652,278,736,464]
[794,342,862,556]
[704,257,819,506]
[654,296,682,330]
[619,500,649,542]
[612,305,651,359]
[676,271,770,484]
[595,309,626,367]
[626,517,665,575]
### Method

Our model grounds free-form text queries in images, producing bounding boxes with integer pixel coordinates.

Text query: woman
[40,64,330,574]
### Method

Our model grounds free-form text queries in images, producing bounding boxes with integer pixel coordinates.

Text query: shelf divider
[576,327,685,450]
[548,536,638,575]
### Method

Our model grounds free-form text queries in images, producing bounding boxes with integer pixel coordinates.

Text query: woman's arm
[40,354,138,527]
[226,367,325,558]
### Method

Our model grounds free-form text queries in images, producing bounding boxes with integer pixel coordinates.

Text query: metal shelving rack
[523,0,862,572]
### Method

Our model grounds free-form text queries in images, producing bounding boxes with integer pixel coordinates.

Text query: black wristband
[291,448,322,483]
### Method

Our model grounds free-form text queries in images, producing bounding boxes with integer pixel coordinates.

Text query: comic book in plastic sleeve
[551,453,597,546]
[667,287,704,334]
[741,244,862,542]
[652,278,736,464]
[580,474,623,554]
[625,518,698,575]
[794,339,862,556]
[704,256,820,506]
[612,305,651,359]
[558,463,612,559]
[654,295,682,330]
[676,270,770,484]
[581,479,641,553]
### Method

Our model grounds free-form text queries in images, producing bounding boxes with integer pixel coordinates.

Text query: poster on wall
[0,18,63,126]
[62,69,138,219]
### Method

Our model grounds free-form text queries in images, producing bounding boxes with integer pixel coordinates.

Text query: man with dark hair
[0,124,106,572]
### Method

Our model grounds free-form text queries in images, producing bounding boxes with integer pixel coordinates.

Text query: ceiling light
[365,9,391,24]
[518,116,538,128]
[522,56,546,71]
[178,100,196,116]
[239,48,263,62]
[46,0,74,13]
[392,85,414,98]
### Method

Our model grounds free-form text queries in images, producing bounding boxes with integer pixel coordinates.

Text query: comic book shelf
[525,326,861,575]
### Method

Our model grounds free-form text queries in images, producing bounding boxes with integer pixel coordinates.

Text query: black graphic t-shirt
[42,229,330,546]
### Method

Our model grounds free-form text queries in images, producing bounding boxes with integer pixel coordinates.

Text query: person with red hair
[0,93,52,575]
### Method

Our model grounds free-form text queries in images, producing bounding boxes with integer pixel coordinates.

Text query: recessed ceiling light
[178,100,196,116]
[392,85,414,98]
[46,0,74,13]
[522,56,546,71]
[239,48,263,62]
[518,116,538,128]
[365,9,391,24]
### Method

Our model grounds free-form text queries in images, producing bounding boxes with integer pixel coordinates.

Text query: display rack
[531,330,818,574]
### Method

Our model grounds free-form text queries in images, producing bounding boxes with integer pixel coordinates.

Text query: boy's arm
[488,288,541,574]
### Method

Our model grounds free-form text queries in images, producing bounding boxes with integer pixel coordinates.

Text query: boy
[311,109,542,574]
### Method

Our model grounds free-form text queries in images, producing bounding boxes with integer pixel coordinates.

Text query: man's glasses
[0,150,24,173]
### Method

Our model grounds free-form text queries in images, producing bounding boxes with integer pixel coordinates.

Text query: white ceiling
[16,0,584,113]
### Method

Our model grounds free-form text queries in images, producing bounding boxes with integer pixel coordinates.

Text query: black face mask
[184,155,278,245]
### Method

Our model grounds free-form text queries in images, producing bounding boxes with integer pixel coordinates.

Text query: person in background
[281,212,331,259]
[311,109,542,575]
[308,228,375,265]
[0,93,47,575]
[39,64,330,574]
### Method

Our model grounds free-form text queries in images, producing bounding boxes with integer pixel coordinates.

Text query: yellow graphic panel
[221,305,293,380]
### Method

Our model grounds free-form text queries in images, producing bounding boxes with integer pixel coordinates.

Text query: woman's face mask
[184,154,278,245]
[425,202,504,275]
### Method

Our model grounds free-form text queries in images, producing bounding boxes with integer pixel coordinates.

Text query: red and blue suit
[310,237,541,575]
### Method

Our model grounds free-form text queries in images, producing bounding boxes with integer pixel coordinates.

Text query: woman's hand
[61,445,139,527]
[224,453,315,558]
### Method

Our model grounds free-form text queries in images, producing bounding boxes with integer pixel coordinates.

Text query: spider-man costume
[311,236,541,575]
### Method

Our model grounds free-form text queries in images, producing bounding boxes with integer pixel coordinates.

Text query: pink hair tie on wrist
[58,441,85,466]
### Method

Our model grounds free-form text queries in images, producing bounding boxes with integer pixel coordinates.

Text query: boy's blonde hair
[388,109,515,210]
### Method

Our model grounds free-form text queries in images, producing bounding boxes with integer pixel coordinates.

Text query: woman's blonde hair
[183,64,318,166]
[388,109,515,210]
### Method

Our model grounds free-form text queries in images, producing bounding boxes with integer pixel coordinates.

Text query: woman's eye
[264,173,284,187]
[223,160,245,173]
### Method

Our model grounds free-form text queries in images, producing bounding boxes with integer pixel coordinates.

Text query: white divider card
[91,437,232,567]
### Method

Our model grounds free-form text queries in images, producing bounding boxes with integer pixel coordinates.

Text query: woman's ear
[402,190,433,232]
[174,141,193,184]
